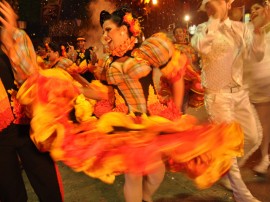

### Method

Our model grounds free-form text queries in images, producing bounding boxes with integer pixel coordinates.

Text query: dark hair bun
[100,5,133,27]
[48,42,60,53]
[100,10,111,26]
[112,5,132,20]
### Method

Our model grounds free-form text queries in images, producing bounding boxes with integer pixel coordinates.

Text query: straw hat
[199,0,234,11]
[76,37,86,42]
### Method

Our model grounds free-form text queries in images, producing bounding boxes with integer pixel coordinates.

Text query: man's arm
[191,17,220,55]
[245,21,269,62]
[0,1,38,84]
[191,0,225,55]
[6,30,38,84]
[67,46,78,62]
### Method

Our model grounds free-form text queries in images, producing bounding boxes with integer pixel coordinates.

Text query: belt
[205,85,248,94]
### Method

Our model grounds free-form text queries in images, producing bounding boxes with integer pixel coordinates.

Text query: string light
[152,0,158,5]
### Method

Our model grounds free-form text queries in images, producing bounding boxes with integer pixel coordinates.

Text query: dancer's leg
[228,158,260,202]
[124,173,143,202]
[142,162,165,202]
[253,103,270,174]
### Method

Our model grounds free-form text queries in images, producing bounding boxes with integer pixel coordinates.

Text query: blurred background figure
[68,37,98,82]
[0,2,63,201]
[244,0,270,175]
[173,26,204,113]
[229,6,245,21]
[35,42,49,69]
[173,26,189,44]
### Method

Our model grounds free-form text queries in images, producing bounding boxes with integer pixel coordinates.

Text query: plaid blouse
[106,33,186,114]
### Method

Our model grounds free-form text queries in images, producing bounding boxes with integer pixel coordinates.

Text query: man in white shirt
[191,0,265,201]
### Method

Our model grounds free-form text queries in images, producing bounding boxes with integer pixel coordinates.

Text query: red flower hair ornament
[123,13,142,37]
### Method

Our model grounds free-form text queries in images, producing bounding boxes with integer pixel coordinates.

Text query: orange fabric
[17,69,244,189]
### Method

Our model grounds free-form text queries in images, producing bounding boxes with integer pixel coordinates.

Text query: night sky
[18,0,255,23]
[60,0,90,20]
[17,0,257,39]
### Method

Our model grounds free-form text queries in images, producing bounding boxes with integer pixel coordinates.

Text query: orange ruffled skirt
[17,69,244,189]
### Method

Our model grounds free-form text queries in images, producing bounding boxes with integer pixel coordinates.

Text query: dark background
[14,0,258,43]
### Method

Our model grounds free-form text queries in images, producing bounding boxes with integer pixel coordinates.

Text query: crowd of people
[0,0,269,202]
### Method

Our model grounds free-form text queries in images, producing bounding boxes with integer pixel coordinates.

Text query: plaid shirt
[0,29,38,131]
[7,29,38,84]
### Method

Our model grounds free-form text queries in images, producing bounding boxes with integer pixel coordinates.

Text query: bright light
[189,25,197,35]
[244,13,250,23]
[143,0,151,3]
[152,0,158,5]
[184,15,190,22]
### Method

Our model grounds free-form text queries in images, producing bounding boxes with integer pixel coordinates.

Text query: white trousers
[205,90,262,202]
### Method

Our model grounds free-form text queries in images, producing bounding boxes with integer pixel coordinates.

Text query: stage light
[184,15,190,22]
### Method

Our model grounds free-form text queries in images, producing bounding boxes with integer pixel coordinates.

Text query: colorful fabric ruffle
[0,80,14,132]
[17,68,244,189]
[8,89,30,125]
[184,63,204,108]
[174,43,204,109]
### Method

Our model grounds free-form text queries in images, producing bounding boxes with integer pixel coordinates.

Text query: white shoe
[234,197,261,202]
[253,157,270,175]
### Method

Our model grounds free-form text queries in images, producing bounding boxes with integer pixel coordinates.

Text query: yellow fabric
[0,80,14,131]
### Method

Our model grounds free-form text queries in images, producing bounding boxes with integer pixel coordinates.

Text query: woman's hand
[79,85,114,101]
[265,2,270,22]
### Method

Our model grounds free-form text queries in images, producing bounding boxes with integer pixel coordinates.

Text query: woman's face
[77,40,85,50]
[174,28,187,44]
[37,46,47,57]
[47,48,59,62]
[251,3,267,27]
[102,19,128,53]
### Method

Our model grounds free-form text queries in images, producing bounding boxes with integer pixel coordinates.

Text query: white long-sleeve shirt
[191,17,265,90]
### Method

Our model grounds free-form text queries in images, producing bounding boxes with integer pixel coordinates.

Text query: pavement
[23,107,270,202]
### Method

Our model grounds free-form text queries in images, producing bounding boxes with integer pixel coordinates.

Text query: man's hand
[0,1,18,52]
[68,45,75,52]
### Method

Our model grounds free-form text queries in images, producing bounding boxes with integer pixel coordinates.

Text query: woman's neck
[110,36,136,57]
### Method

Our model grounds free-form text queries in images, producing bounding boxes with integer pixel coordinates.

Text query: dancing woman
[1,2,244,202]
[97,6,240,202]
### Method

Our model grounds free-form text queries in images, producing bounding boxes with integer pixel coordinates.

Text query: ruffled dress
[16,32,243,189]
[174,43,204,108]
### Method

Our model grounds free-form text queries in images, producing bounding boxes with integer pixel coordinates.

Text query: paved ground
[23,107,270,202]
